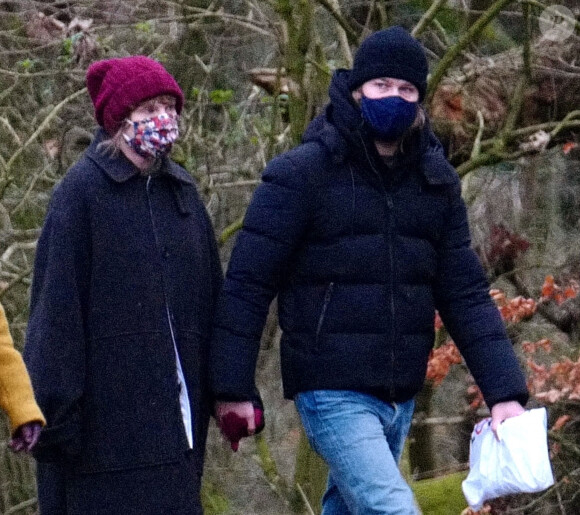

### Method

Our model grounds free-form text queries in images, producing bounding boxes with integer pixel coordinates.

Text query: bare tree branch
[426,0,515,104]
[412,0,448,38]
[0,87,87,197]
[313,0,358,46]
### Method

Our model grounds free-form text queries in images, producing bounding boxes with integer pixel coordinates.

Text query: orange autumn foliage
[562,142,578,154]
[430,280,580,416]
[540,275,579,305]
[426,341,462,386]
[489,289,537,323]
[552,415,571,432]
[522,338,552,354]
[527,356,580,404]
[429,288,536,394]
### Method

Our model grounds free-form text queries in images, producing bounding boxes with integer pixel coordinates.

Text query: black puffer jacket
[210,70,528,408]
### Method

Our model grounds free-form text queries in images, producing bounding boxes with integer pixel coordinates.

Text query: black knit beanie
[348,26,428,101]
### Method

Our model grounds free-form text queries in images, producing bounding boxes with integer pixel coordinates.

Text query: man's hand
[490,400,525,440]
[9,421,43,453]
[215,401,264,451]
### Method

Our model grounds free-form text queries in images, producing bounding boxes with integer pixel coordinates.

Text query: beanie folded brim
[348,26,428,101]
[87,56,184,135]
[348,61,427,100]
[102,70,183,134]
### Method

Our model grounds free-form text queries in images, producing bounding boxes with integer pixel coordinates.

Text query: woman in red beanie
[23,56,222,514]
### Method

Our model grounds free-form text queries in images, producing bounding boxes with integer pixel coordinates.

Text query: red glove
[217,402,264,452]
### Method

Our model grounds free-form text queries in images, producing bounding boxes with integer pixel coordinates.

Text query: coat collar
[85,128,197,215]
[86,128,195,186]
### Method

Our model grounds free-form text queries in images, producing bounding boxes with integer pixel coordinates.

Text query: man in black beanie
[210,26,528,514]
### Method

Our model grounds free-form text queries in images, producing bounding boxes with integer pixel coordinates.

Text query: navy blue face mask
[360,96,418,141]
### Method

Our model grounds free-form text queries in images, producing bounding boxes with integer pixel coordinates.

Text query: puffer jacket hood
[303,69,458,187]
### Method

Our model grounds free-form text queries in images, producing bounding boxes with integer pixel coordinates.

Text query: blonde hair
[97,124,127,156]
[399,106,426,154]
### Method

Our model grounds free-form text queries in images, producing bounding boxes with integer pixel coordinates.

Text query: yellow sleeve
[0,304,45,433]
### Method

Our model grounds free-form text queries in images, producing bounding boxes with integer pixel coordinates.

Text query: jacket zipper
[358,133,397,398]
[315,282,335,348]
[386,195,396,399]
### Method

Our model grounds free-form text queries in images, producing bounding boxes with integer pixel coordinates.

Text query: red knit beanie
[86,56,184,135]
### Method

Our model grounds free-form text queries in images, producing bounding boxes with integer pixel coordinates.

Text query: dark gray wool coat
[210,70,529,410]
[24,129,222,514]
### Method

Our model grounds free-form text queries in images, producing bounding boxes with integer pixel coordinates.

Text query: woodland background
[0,0,579,514]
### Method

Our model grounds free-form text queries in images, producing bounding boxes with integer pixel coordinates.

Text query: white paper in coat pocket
[462,408,554,511]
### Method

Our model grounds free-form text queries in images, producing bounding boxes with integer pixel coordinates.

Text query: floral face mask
[124,113,179,159]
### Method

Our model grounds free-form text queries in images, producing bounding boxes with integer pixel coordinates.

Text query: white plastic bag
[462,408,554,511]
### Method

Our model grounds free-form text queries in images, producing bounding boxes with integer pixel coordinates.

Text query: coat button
[163,247,170,259]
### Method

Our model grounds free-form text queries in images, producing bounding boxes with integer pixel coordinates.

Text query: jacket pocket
[315,282,335,350]
[79,332,187,473]
[33,411,83,463]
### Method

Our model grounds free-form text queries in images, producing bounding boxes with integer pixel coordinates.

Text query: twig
[550,110,580,139]
[253,433,295,507]
[413,415,473,426]
[376,0,390,27]
[493,75,527,153]
[0,266,33,299]
[432,18,452,48]
[305,55,332,77]
[0,68,84,78]
[313,0,359,46]
[507,467,580,513]
[548,430,580,458]
[158,1,274,37]
[479,119,580,150]
[363,0,376,38]
[213,179,260,189]
[5,498,37,515]
[10,164,52,216]
[295,483,316,515]
[0,202,12,232]
[1,241,37,263]
[328,0,352,66]
[0,117,22,147]
[426,0,516,104]
[0,79,18,102]
[456,153,504,177]
[219,216,244,245]
[522,1,532,80]
[412,0,448,38]
[470,111,485,161]
[0,87,87,197]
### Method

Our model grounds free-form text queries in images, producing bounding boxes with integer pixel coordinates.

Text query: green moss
[201,479,230,515]
[411,471,469,515]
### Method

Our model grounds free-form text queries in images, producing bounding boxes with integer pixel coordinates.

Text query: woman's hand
[215,401,264,451]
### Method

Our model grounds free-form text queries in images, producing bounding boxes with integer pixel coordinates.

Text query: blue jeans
[295,390,418,515]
